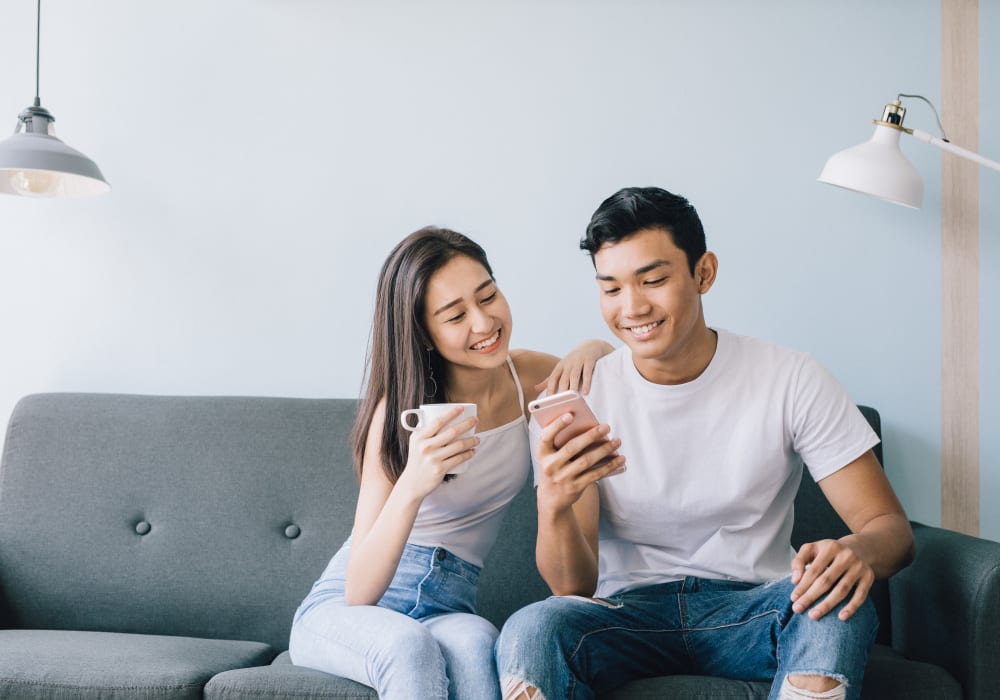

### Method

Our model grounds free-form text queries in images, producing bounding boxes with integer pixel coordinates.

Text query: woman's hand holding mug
[398,403,479,496]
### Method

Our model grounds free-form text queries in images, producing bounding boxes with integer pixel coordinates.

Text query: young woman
[288,226,611,700]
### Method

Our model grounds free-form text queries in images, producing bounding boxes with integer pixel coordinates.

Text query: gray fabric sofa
[0,393,996,699]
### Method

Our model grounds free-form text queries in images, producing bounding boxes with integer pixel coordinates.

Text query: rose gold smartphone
[528,390,602,449]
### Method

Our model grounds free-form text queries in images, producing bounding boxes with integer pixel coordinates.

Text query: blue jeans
[495,576,878,700]
[290,540,501,700]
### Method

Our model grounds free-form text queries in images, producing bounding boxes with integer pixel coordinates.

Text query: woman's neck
[443,358,519,430]
[443,359,509,404]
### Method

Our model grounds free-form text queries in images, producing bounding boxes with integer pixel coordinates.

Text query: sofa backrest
[0,394,888,651]
[0,393,359,650]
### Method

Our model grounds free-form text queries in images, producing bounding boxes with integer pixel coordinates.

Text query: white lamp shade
[0,131,110,197]
[817,123,923,209]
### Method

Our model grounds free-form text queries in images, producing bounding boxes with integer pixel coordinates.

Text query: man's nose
[622,287,651,317]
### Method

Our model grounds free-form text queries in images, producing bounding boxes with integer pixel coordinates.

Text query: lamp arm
[910,128,1000,173]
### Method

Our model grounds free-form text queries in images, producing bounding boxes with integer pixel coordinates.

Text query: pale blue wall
[1,1,992,539]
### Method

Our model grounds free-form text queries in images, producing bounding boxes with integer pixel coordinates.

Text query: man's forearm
[841,512,915,579]
[536,506,599,596]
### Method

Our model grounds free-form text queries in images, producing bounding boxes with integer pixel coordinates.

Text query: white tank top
[407,356,531,567]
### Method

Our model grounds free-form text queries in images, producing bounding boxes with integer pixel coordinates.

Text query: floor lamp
[818,93,997,537]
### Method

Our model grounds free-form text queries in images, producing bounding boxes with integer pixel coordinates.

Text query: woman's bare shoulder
[509,349,558,400]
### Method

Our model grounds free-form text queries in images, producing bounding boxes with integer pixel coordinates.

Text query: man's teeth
[628,322,660,334]
[472,331,500,350]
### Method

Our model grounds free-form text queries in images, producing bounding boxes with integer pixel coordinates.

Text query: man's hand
[532,412,623,596]
[790,538,875,621]
[535,413,624,515]
[795,450,915,622]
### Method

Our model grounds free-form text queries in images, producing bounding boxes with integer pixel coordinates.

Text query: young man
[495,187,915,700]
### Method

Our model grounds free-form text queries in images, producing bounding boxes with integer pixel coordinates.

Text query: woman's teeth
[472,330,501,350]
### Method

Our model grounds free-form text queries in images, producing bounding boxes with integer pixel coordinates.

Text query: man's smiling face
[594,227,717,382]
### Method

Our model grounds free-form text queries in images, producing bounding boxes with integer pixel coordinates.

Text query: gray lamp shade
[0,131,111,198]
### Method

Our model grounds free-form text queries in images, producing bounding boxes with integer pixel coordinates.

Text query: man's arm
[533,415,624,596]
[790,449,915,620]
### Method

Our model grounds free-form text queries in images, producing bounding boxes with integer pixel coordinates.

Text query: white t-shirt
[529,329,879,598]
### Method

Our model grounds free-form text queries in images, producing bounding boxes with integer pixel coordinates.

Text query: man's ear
[695,252,718,293]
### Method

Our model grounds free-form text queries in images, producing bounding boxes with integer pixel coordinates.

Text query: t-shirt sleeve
[790,355,881,482]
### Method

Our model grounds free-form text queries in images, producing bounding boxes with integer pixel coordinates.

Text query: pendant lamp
[0,0,110,198]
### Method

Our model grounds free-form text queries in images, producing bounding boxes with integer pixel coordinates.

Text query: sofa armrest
[888,521,1000,700]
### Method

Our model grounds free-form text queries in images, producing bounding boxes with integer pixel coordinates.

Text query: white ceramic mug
[400,403,478,474]
[400,403,477,437]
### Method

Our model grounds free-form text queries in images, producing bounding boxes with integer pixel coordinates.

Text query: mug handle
[400,408,423,431]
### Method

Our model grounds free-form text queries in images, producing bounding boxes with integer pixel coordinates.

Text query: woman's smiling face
[422,254,513,370]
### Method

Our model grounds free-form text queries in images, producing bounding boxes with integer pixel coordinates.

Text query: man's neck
[633,327,719,385]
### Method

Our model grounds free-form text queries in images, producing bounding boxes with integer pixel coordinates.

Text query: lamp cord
[34,0,41,104]
[898,93,947,141]
[35,0,42,107]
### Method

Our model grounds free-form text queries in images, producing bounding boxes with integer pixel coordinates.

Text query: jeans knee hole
[501,675,545,700]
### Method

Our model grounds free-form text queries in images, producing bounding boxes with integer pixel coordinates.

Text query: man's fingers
[790,542,836,604]
[586,452,627,480]
[559,423,612,458]
[538,412,575,449]
[804,570,853,619]
[838,574,874,621]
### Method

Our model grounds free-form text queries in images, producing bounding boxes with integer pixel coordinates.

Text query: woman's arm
[344,400,479,605]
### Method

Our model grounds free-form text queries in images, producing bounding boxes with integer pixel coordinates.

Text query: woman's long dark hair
[351,226,494,482]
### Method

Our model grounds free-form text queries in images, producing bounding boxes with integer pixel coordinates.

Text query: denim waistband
[616,576,759,599]
[400,541,483,584]
[294,538,483,622]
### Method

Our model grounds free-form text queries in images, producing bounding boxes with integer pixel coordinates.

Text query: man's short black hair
[581,186,707,274]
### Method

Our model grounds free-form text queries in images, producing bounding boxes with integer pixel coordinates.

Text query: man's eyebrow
[596,259,672,282]
[432,279,495,316]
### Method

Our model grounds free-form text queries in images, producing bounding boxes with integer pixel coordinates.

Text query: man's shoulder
[721,329,814,370]
[591,345,631,381]
[587,347,635,412]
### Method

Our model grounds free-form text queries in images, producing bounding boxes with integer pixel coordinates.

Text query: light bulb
[10,169,60,197]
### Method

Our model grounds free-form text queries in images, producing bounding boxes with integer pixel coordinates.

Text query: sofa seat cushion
[0,629,274,700]
[205,645,962,700]
[604,645,961,699]
[858,644,962,699]
[204,652,375,699]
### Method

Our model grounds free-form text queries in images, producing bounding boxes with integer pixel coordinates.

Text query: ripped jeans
[494,576,877,700]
